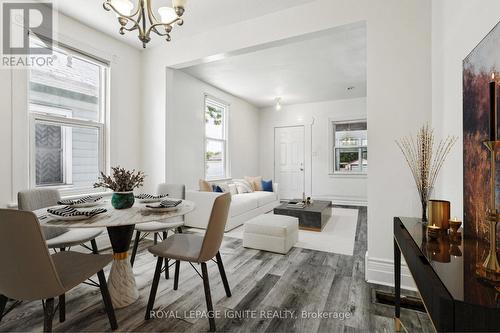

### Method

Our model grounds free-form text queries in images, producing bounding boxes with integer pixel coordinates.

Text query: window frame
[330,119,368,176]
[204,95,230,181]
[27,42,109,196]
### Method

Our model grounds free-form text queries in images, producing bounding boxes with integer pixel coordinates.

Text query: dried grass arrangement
[396,124,457,222]
[94,166,146,192]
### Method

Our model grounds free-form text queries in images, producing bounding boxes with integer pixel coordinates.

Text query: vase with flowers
[94,166,146,209]
[396,124,457,222]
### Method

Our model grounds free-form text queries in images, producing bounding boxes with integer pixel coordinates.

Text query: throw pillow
[228,183,238,195]
[262,179,273,192]
[233,179,254,193]
[199,179,212,192]
[235,181,253,194]
[245,176,263,191]
[212,185,224,193]
[218,182,231,193]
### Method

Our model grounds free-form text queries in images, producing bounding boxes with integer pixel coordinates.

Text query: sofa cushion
[245,176,263,191]
[230,194,259,217]
[250,191,277,206]
[199,179,211,192]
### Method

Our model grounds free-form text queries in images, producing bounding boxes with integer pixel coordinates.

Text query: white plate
[48,213,94,221]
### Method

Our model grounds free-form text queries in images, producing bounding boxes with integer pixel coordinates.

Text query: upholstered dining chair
[17,188,104,322]
[0,209,117,332]
[130,183,185,279]
[145,193,232,332]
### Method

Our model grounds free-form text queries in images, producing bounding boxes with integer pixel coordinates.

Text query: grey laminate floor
[0,206,433,332]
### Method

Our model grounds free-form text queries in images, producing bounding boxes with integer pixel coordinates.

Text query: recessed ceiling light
[275,97,282,111]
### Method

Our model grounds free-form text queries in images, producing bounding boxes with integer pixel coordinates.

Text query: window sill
[206,178,233,183]
[328,173,367,179]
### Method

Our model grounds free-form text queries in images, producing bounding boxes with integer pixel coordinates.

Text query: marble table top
[33,199,195,228]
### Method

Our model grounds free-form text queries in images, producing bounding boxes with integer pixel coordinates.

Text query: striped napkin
[146,199,182,209]
[135,194,168,200]
[47,206,107,218]
[57,195,103,205]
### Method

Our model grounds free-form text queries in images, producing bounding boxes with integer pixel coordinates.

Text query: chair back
[18,188,61,211]
[0,209,65,301]
[157,183,185,199]
[198,193,231,262]
[17,188,67,240]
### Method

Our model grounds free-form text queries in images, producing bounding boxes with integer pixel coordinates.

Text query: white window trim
[329,118,368,177]
[204,94,230,181]
[27,43,110,196]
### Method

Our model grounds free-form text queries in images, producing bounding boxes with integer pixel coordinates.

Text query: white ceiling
[180,22,367,108]
[55,0,316,49]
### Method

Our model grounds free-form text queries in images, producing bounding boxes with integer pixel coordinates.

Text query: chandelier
[103,0,186,48]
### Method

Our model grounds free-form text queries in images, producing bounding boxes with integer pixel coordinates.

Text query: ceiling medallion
[103,0,186,48]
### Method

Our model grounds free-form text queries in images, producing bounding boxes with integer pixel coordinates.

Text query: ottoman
[243,214,299,254]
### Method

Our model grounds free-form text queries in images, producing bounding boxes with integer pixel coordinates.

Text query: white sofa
[185,183,280,231]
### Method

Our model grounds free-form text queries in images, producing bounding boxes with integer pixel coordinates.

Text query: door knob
[300,168,304,171]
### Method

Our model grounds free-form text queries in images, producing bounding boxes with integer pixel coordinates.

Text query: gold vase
[428,200,451,230]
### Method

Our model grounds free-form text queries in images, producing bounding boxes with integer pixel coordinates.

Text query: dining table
[33,199,195,309]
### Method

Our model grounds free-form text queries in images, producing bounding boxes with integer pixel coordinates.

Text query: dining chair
[0,209,117,332]
[130,183,185,280]
[144,193,231,332]
[17,188,104,322]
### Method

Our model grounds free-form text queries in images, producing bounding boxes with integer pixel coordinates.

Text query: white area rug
[222,207,358,256]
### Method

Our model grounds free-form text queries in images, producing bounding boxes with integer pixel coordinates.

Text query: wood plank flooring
[0,206,434,332]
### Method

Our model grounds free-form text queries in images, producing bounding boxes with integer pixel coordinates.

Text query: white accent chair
[243,214,299,254]
[129,183,185,280]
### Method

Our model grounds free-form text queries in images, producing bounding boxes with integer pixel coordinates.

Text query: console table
[394,217,500,332]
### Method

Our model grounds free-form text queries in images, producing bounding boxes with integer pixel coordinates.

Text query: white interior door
[274,126,305,200]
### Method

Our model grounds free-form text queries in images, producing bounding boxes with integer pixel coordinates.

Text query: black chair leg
[58,248,66,322]
[43,298,54,333]
[97,270,118,330]
[90,239,99,254]
[58,294,65,323]
[216,252,231,297]
[201,262,216,332]
[145,257,163,320]
[0,294,7,321]
[162,231,169,279]
[177,226,183,233]
[130,231,141,267]
[173,260,180,290]
[154,233,158,245]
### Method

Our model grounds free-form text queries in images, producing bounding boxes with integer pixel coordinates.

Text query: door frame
[273,125,306,200]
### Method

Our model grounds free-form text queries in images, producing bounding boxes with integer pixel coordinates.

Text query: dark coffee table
[273,200,331,232]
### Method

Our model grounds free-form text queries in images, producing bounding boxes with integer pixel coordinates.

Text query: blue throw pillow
[212,185,223,193]
[262,180,273,192]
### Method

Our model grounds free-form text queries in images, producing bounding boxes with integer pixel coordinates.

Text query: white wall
[0,13,142,207]
[142,0,432,289]
[163,69,260,191]
[259,98,367,205]
[432,0,500,219]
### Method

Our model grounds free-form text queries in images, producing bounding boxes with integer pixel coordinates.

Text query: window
[204,96,229,180]
[332,121,367,174]
[28,41,108,193]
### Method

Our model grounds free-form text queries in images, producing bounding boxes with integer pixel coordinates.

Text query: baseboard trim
[365,252,416,291]
[314,195,368,207]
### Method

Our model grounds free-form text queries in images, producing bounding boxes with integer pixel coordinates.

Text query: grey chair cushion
[135,221,184,232]
[148,234,204,262]
[46,228,103,249]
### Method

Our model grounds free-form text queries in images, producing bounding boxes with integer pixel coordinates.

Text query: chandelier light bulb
[158,6,177,23]
[172,0,186,8]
